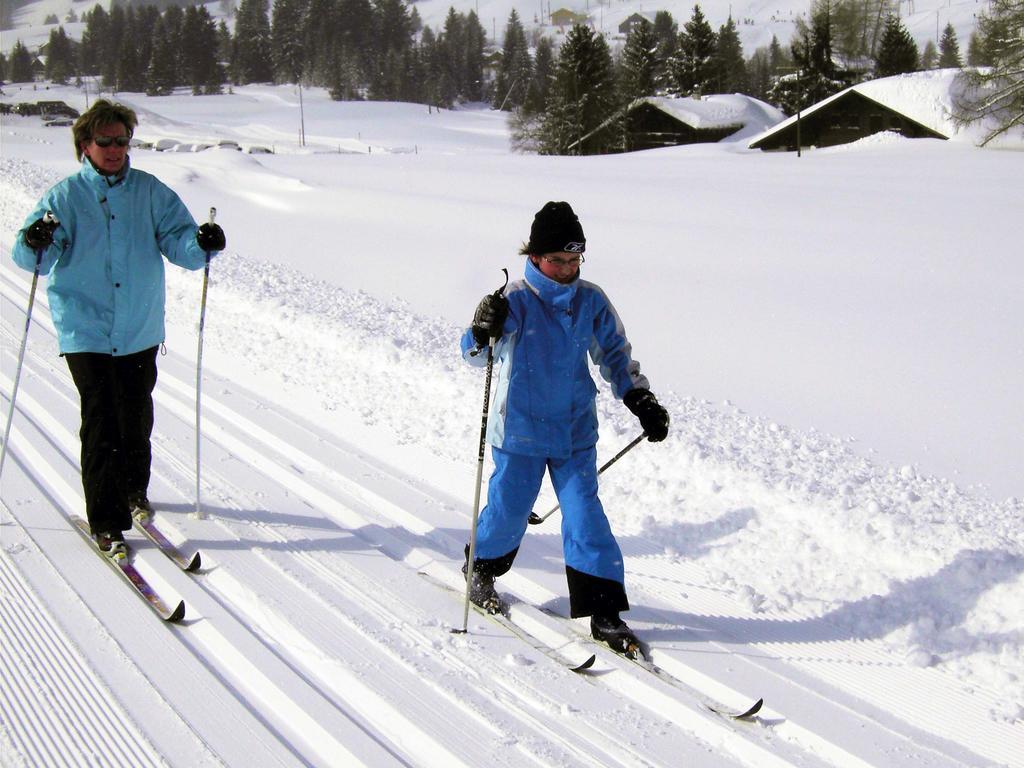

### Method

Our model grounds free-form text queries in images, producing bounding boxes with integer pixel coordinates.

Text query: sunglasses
[93,135,131,148]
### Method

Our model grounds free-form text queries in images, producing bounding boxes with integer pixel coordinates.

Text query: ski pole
[453,268,508,635]
[527,431,647,526]
[1,212,58,482]
[193,207,215,520]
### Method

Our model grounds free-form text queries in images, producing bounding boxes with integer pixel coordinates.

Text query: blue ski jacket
[11,157,209,356]
[461,257,650,458]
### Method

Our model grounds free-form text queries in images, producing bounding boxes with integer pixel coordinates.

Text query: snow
[636,94,786,139]
[1,83,1023,767]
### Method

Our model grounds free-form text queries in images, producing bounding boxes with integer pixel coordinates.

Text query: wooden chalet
[618,13,654,35]
[550,8,588,28]
[624,95,786,151]
[749,73,953,152]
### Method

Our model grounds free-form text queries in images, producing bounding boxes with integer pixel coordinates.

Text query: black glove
[471,293,509,347]
[623,388,669,442]
[24,216,59,251]
[196,222,226,252]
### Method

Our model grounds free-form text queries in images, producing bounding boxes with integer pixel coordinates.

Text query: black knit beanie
[526,201,586,255]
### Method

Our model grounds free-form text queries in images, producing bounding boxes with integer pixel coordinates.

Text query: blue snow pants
[472,444,629,617]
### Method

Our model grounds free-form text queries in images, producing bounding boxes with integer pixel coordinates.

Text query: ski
[133,516,202,572]
[71,517,186,623]
[419,571,597,673]
[542,607,763,722]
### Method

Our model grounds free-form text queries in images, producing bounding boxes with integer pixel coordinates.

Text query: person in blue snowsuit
[461,201,669,654]
[11,100,226,557]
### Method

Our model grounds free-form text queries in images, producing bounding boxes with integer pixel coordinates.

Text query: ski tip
[738,698,764,719]
[165,600,186,623]
[711,698,764,720]
[571,654,597,673]
[185,551,202,572]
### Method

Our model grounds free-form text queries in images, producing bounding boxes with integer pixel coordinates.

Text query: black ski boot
[462,566,508,616]
[591,613,641,659]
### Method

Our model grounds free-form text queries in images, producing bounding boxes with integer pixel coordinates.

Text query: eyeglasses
[93,135,131,148]
[541,254,585,267]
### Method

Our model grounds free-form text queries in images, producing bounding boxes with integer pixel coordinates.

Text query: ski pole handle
[469,268,509,357]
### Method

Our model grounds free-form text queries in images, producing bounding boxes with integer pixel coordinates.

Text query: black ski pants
[65,346,159,534]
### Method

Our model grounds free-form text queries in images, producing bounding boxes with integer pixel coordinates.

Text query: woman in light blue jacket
[461,201,669,656]
[11,100,225,557]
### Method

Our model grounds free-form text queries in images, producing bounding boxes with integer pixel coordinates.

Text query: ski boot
[591,613,642,659]
[95,531,127,560]
[128,493,154,523]
[463,567,508,616]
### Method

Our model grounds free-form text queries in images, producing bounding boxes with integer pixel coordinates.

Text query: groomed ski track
[1,263,1020,768]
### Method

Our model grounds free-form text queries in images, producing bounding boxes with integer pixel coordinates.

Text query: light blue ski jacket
[461,258,650,459]
[11,157,209,356]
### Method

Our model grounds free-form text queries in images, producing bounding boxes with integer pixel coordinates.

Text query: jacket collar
[524,256,578,311]
[80,155,131,189]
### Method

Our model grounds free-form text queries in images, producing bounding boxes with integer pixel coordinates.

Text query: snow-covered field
[1,84,1022,767]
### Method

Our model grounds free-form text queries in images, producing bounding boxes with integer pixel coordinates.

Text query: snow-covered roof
[746,69,1022,148]
[637,94,787,140]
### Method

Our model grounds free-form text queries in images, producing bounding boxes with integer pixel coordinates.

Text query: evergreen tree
[712,16,747,93]
[232,0,274,83]
[874,13,918,76]
[618,19,659,103]
[271,0,309,83]
[770,3,844,113]
[45,27,76,84]
[373,0,415,99]
[419,26,443,106]
[768,34,788,75]
[966,32,991,67]
[462,10,487,102]
[955,0,1024,144]
[146,16,178,95]
[672,4,717,95]
[79,4,109,78]
[301,0,338,83]
[9,40,35,83]
[652,10,679,92]
[115,8,146,93]
[437,8,465,104]
[746,46,773,100]
[523,36,555,115]
[134,5,161,84]
[101,4,127,87]
[0,53,7,83]
[494,9,533,110]
[217,20,233,65]
[938,22,962,68]
[539,24,618,155]
[181,5,222,93]
[920,39,938,69]
[161,5,186,87]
